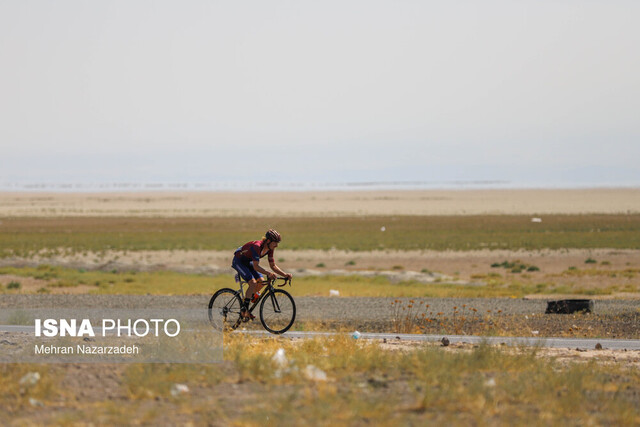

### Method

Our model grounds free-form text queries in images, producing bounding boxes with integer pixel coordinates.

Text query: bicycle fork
[268,292,282,313]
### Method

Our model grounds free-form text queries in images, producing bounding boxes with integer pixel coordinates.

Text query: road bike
[208,275,296,334]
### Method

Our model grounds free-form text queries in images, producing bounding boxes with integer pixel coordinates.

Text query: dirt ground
[377,339,640,368]
[2,189,639,294]
[1,188,639,217]
[2,338,639,426]
[1,189,639,424]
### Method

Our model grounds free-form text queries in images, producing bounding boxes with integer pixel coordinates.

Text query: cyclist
[232,229,292,319]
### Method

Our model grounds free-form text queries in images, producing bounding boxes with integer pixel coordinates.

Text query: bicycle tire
[208,288,243,331]
[259,289,296,334]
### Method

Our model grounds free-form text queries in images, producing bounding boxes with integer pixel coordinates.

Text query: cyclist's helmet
[265,229,282,242]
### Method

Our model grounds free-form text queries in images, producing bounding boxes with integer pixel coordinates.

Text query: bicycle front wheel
[259,289,296,334]
[208,288,243,331]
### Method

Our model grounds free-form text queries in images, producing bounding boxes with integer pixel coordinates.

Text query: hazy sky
[1,1,639,188]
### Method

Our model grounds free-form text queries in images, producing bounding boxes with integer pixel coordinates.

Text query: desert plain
[1,188,640,425]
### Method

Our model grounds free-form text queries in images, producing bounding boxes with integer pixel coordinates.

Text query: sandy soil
[1,188,639,217]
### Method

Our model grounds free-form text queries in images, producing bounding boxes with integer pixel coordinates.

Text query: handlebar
[268,276,292,287]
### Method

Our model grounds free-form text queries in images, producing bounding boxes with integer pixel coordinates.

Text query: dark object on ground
[595,343,603,350]
[441,337,450,347]
[546,299,594,314]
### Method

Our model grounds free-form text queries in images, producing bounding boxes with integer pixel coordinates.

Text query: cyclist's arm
[251,259,276,279]
[269,261,292,279]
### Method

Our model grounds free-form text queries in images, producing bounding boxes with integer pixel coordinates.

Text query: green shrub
[8,281,21,290]
[48,281,78,288]
[585,258,597,264]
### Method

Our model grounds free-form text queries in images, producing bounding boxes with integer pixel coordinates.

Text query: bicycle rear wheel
[259,289,296,334]
[208,288,243,331]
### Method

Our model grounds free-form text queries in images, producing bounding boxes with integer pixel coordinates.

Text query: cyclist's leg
[243,261,264,302]
[232,257,254,287]
[240,278,257,318]
[233,257,262,319]
[245,278,265,301]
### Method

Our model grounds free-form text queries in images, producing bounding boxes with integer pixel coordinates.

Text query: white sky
[1,1,639,187]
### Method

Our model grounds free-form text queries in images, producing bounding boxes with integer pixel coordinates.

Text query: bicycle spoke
[208,288,242,331]
[259,289,296,334]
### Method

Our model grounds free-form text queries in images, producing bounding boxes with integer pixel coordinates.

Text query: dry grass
[3,334,640,426]
[0,364,59,414]
[123,364,225,400]
[160,335,640,424]
[388,300,640,339]
[2,335,639,424]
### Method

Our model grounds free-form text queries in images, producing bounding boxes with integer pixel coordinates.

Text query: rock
[329,289,340,297]
[28,398,44,407]
[367,376,387,388]
[441,337,450,347]
[303,365,327,382]
[546,299,594,314]
[485,378,496,387]
[170,384,189,397]
[19,372,41,386]
[272,348,287,369]
[595,343,603,350]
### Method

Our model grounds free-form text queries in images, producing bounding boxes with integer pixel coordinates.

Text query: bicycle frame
[237,276,292,317]
[209,275,295,333]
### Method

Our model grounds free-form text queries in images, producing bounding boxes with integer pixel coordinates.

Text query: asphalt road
[2,325,639,350]
[1,295,638,317]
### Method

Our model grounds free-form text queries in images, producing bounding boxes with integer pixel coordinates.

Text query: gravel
[1,295,638,322]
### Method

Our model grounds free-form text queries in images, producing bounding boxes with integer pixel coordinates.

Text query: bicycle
[208,275,296,334]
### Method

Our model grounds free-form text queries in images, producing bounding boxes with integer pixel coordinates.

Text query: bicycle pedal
[241,314,255,322]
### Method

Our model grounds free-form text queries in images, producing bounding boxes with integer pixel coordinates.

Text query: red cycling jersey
[234,240,274,264]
